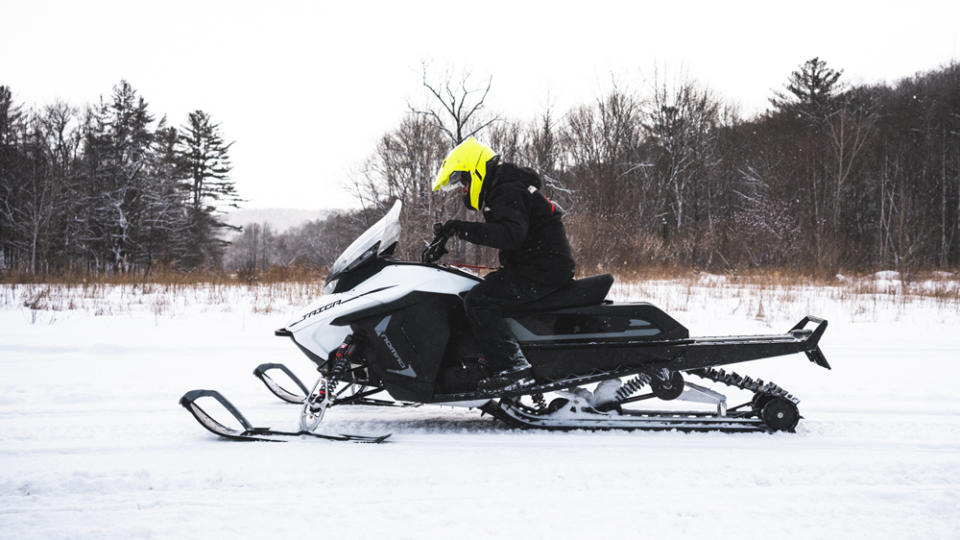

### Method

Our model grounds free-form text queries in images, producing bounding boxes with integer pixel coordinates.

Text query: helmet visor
[450,170,471,186]
[438,170,470,192]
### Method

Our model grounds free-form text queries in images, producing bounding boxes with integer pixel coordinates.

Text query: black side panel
[524,342,681,382]
[349,293,459,402]
[507,303,689,381]
[510,302,689,343]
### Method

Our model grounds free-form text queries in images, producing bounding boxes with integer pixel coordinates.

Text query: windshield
[326,200,401,282]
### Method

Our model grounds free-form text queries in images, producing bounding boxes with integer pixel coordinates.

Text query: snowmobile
[180,200,831,442]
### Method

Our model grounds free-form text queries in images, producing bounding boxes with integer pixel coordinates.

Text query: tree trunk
[956,145,960,266]
[879,155,886,265]
[30,220,38,274]
[940,142,948,267]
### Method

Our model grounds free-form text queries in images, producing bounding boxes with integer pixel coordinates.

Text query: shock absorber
[327,334,357,386]
[615,372,652,402]
[324,335,355,397]
[301,336,356,433]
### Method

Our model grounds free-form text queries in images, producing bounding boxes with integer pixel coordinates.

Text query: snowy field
[2,275,959,539]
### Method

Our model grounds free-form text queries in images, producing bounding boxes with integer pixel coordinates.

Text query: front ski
[179,389,390,443]
[253,363,310,404]
[253,362,418,408]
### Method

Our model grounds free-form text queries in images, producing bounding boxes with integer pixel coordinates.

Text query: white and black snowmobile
[180,201,831,442]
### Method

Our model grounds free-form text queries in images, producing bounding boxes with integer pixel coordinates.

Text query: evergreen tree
[0,86,23,269]
[0,86,22,144]
[770,57,843,121]
[176,110,240,268]
[78,80,156,271]
[138,117,189,272]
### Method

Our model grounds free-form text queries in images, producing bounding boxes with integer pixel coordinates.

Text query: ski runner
[433,137,576,393]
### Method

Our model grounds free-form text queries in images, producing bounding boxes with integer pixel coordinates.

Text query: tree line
[0,81,239,274]
[5,59,958,278]
[289,59,957,275]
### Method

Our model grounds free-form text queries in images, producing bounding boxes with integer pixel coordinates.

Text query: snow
[873,270,901,280]
[2,279,959,539]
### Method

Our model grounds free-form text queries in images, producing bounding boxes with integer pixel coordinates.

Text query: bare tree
[411,64,498,145]
[643,79,723,248]
[826,92,877,265]
[406,65,501,263]
[356,113,448,260]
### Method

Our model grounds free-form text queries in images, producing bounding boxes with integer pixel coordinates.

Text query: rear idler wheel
[650,371,684,401]
[752,392,777,413]
[760,397,800,432]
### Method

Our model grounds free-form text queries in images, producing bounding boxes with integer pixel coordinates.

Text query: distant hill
[224,208,333,233]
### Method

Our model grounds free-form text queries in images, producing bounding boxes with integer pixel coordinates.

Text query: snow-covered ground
[1,276,959,539]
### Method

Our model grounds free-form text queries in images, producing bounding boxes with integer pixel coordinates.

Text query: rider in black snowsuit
[435,139,575,392]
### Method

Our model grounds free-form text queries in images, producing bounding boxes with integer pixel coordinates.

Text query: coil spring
[326,338,355,394]
[615,373,651,402]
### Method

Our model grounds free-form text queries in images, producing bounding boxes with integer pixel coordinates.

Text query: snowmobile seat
[508,273,614,313]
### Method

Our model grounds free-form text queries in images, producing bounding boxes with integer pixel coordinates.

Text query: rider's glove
[441,219,467,237]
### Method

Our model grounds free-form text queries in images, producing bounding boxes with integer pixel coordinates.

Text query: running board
[179,389,390,443]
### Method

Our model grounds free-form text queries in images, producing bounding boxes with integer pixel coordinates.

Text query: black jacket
[456,162,575,285]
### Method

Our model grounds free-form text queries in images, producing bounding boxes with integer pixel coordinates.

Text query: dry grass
[0,265,331,319]
[610,267,960,304]
[0,265,326,286]
[11,272,342,320]
[606,267,959,327]
[2,266,957,325]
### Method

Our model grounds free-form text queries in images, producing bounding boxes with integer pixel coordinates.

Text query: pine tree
[770,57,843,122]
[0,86,23,269]
[78,80,156,272]
[0,86,22,144]
[138,117,189,272]
[176,110,240,268]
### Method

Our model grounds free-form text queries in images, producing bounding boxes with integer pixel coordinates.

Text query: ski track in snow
[1,280,959,539]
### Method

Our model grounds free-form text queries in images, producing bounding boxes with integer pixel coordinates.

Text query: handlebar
[421,222,450,263]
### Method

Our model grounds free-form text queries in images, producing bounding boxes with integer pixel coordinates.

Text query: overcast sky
[2,0,958,211]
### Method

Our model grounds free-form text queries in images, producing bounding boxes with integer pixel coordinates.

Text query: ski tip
[339,433,392,443]
[350,433,393,444]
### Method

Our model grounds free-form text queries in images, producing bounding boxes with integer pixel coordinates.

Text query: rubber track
[688,367,799,404]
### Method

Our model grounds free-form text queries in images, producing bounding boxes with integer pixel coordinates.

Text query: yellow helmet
[433,137,498,211]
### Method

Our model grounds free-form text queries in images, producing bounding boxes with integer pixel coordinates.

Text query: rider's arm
[455,184,529,250]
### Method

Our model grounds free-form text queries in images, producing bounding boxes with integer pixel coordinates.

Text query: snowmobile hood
[278,288,385,362]
[280,264,479,361]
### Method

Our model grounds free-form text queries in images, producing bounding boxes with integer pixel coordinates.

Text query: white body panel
[283,264,480,360]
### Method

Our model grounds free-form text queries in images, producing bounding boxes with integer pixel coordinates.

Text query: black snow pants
[463,269,568,371]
